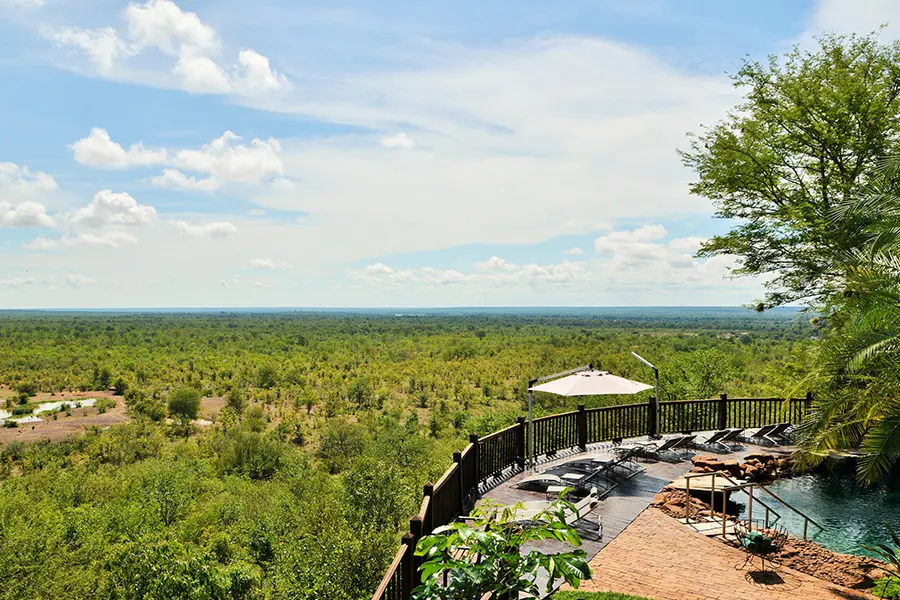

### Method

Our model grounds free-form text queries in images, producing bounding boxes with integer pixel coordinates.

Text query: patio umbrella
[526,367,653,469]
[528,370,653,396]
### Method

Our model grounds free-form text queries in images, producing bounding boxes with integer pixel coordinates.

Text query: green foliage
[681,30,900,308]
[227,387,247,414]
[862,525,900,598]
[125,388,166,422]
[168,387,201,424]
[873,577,900,599]
[316,418,369,474]
[413,498,592,599]
[214,429,284,480]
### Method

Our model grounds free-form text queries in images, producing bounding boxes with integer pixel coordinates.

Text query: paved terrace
[480,434,846,597]
[483,436,776,561]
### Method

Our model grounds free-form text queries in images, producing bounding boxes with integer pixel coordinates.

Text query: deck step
[677,517,737,537]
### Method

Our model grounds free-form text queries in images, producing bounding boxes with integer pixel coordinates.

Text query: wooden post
[516,417,526,469]
[718,393,728,431]
[577,404,588,451]
[804,391,813,421]
[711,473,716,518]
[469,433,480,498]
[453,450,464,517]
[401,532,416,598]
[409,516,423,589]
[685,476,691,524]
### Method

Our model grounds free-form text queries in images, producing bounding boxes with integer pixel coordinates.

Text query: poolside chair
[720,428,745,449]
[746,424,779,444]
[514,472,565,492]
[617,435,686,462]
[671,434,698,458]
[506,487,600,533]
[696,429,732,453]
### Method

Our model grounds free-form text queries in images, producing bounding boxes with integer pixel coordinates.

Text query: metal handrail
[723,481,825,539]
[683,471,783,537]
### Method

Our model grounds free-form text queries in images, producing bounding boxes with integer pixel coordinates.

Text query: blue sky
[0,0,892,308]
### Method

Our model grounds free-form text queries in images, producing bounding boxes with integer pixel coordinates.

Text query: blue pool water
[736,471,900,558]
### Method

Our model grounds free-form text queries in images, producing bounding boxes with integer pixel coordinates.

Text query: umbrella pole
[527,388,534,471]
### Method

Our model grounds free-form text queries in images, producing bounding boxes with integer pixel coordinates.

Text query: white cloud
[4,0,45,8]
[43,0,287,96]
[170,132,283,184]
[66,273,97,287]
[233,50,290,95]
[42,26,135,73]
[249,258,292,270]
[70,190,157,228]
[806,0,900,42]
[74,130,283,191]
[151,168,220,192]
[564,247,584,255]
[173,51,231,93]
[0,162,57,195]
[475,256,518,272]
[380,133,415,149]
[0,275,52,287]
[668,236,706,252]
[352,258,591,288]
[71,128,166,169]
[0,201,54,228]
[173,220,238,238]
[124,0,219,56]
[24,231,138,250]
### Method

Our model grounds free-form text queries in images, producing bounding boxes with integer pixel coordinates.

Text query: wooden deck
[481,435,790,594]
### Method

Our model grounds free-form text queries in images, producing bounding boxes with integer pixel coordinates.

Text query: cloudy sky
[0,0,893,308]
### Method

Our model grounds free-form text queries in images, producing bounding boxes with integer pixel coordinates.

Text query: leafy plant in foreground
[863,524,900,599]
[413,498,592,599]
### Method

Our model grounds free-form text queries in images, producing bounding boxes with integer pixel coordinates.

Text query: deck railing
[372,393,813,600]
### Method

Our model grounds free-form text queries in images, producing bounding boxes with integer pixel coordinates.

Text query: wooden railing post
[401,532,416,598]
[515,417,526,469]
[422,483,434,534]
[804,391,813,421]
[718,393,728,430]
[469,433,480,498]
[577,404,588,451]
[453,450,464,517]
[647,396,659,438]
[408,517,423,593]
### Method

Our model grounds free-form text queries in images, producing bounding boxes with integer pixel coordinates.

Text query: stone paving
[574,508,870,600]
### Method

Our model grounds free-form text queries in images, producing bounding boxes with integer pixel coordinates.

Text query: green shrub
[11,406,34,416]
[215,429,284,480]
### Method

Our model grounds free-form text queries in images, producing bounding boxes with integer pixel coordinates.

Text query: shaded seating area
[515,448,644,498]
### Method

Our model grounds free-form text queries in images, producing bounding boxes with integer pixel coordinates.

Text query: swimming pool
[737,470,900,558]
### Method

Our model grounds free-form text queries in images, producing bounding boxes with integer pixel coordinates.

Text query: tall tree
[680,30,900,308]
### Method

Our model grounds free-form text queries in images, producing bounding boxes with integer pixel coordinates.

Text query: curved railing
[371,393,813,600]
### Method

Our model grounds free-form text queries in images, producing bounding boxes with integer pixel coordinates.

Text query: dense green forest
[0,310,814,599]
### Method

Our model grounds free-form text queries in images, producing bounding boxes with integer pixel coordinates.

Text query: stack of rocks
[688,452,792,483]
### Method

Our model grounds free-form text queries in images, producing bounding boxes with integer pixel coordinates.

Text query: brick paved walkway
[574,508,870,600]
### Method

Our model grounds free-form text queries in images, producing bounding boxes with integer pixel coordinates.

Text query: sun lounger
[746,424,778,443]
[616,435,688,461]
[720,428,745,448]
[767,422,793,441]
[696,429,732,452]
[514,472,565,492]
[506,487,600,528]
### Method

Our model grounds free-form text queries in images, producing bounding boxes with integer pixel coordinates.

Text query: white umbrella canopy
[528,370,652,396]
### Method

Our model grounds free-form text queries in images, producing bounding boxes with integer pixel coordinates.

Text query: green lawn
[554,592,653,600]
